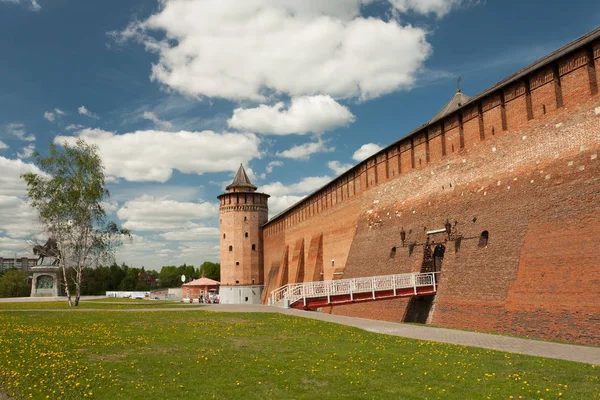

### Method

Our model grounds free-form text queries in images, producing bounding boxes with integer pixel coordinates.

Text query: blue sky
[0,0,598,269]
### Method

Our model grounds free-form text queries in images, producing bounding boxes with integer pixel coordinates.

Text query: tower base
[219,285,264,304]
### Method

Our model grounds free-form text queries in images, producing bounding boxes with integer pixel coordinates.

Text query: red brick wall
[260,37,600,344]
[504,81,530,130]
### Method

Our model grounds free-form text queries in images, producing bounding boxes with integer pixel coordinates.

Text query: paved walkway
[201,304,600,365]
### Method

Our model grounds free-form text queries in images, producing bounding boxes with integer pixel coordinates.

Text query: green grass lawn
[0,310,597,400]
[0,299,203,310]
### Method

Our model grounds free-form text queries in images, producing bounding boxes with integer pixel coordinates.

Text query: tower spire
[226,164,257,192]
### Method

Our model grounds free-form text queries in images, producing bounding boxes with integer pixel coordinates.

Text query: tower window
[236,261,239,266]
[252,244,256,251]
[478,231,489,248]
[244,216,247,221]
[245,232,248,238]
[223,233,226,239]
[229,245,233,252]
[235,280,239,284]
[390,246,397,258]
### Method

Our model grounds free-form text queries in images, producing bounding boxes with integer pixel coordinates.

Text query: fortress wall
[261,33,600,343]
[329,97,600,344]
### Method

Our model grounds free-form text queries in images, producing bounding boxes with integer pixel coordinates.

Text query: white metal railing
[269,271,438,308]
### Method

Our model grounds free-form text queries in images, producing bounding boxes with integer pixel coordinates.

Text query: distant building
[0,257,38,272]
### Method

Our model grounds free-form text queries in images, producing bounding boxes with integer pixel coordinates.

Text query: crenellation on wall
[263,31,600,236]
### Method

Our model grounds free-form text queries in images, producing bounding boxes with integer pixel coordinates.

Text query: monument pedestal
[30,265,62,297]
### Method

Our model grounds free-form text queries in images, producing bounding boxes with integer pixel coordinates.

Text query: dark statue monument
[30,238,62,297]
[33,238,61,266]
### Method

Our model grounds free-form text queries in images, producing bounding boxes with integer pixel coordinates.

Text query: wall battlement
[264,28,600,236]
[260,27,600,344]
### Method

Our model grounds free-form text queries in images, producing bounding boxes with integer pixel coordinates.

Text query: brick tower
[217,164,269,304]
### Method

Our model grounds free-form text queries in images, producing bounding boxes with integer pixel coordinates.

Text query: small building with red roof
[182,275,220,302]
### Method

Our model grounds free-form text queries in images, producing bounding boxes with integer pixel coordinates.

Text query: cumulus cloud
[228,95,355,135]
[0,0,41,12]
[116,195,218,231]
[55,128,262,182]
[43,108,66,122]
[268,195,307,217]
[260,176,331,197]
[5,123,35,142]
[0,157,48,241]
[276,140,334,160]
[0,156,46,197]
[142,111,173,129]
[353,143,383,161]
[0,141,7,150]
[266,160,283,174]
[17,143,35,159]
[115,0,432,101]
[160,225,220,241]
[78,105,99,119]
[328,160,354,175]
[389,0,464,17]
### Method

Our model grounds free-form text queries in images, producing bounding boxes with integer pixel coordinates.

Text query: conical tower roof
[226,164,257,192]
[430,90,471,123]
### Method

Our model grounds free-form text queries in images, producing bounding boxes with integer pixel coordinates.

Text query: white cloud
[78,105,99,119]
[66,124,85,131]
[116,0,432,101]
[260,176,331,197]
[266,160,283,174]
[228,95,355,135]
[268,195,306,217]
[276,140,334,160]
[17,143,35,159]
[142,111,173,129]
[43,108,66,122]
[5,123,35,142]
[328,160,353,175]
[259,174,332,217]
[116,195,217,231]
[352,143,383,161]
[55,128,262,183]
[0,0,41,12]
[0,236,33,255]
[0,141,7,150]
[0,156,46,197]
[0,157,48,241]
[389,0,464,17]
[0,195,40,239]
[160,225,220,241]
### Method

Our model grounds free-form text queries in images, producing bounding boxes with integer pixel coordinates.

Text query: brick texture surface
[258,37,600,345]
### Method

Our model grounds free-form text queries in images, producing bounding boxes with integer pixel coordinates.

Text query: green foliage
[0,269,31,298]
[21,139,130,305]
[199,261,220,281]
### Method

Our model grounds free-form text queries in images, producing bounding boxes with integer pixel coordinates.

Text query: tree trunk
[75,269,81,306]
[60,262,72,307]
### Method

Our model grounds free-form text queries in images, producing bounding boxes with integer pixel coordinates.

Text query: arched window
[245,232,248,238]
[252,244,256,251]
[244,216,247,222]
[223,233,226,239]
[229,245,233,252]
[390,246,397,258]
[478,231,489,248]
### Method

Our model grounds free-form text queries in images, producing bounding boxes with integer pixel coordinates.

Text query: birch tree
[21,139,130,306]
